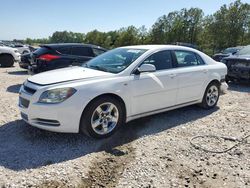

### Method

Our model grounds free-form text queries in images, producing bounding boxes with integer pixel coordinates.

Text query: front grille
[21,112,28,121]
[19,97,30,108]
[23,85,36,95]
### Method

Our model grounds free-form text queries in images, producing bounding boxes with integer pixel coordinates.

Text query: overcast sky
[1,0,249,40]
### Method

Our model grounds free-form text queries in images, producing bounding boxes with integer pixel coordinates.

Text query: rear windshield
[236,45,250,55]
[33,47,50,56]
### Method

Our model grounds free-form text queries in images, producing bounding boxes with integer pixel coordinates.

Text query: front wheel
[0,54,14,67]
[80,96,125,139]
[200,82,220,109]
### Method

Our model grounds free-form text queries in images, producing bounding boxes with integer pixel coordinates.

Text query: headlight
[38,87,77,104]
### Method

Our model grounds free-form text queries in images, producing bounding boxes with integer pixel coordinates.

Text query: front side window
[57,47,71,55]
[141,50,173,70]
[174,51,205,67]
[84,48,147,73]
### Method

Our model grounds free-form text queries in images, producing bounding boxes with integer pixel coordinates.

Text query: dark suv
[221,45,250,82]
[28,43,107,73]
[212,46,244,62]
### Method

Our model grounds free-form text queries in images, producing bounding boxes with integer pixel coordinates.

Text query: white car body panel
[19,45,227,133]
[0,46,21,61]
[15,46,30,54]
[130,70,178,115]
[28,66,114,85]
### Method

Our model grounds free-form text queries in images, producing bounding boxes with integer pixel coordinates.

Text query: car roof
[40,43,107,51]
[121,44,199,52]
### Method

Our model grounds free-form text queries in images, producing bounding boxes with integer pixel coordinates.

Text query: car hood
[0,46,17,52]
[213,53,229,56]
[224,54,250,61]
[28,66,114,85]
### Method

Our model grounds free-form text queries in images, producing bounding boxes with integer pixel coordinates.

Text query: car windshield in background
[236,45,250,55]
[223,48,238,54]
[84,48,147,73]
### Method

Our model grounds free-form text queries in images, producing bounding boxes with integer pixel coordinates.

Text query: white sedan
[19,45,228,138]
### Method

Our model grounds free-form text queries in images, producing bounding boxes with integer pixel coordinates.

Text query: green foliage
[204,0,250,53]
[24,0,250,55]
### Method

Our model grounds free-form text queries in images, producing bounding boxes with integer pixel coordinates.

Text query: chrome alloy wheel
[206,85,219,107]
[91,102,119,135]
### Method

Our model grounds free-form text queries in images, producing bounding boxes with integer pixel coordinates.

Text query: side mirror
[134,64,156,74]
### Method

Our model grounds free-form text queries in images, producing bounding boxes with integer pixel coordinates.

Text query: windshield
[235,46,250,56]
[223,48,238,54]
[83,48,147,73]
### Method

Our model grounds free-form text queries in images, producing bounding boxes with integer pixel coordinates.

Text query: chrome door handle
[170,73,177,78]
[203,69,208,73]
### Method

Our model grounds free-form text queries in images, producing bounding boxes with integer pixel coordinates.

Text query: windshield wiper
[88,65,109,72]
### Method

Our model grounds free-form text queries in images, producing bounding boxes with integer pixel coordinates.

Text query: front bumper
[19,61,29,69]
[227,67,250,80]
[18,82,88,133]
[14,54,21,62]
[220,82,228,95]
[226,61,250,80]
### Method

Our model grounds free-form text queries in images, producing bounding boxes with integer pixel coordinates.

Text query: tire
[80,96,125,139]
[200,82,220,109]
[23,51,29,54]
[0,54,14,67]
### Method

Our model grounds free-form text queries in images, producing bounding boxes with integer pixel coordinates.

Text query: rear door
[53,46,74,68]
[172,50,208,104]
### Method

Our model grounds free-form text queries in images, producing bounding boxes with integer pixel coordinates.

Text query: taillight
[38,54,60,61]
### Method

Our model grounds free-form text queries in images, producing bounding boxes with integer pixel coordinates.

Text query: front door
[129,50,178,115]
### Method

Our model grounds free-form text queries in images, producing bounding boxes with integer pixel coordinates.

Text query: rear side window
[15,44,24,47]
[141,50,173,70]
[71,47,94,57]
[174,51,205,67]
[57,47,71,55]
[93,48,106,56]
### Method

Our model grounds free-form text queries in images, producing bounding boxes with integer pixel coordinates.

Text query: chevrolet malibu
[19,45,228,138]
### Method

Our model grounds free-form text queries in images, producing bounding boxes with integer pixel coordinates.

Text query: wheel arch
[207,79,220,87]
[0,53,14,58]
[80,93,127,129]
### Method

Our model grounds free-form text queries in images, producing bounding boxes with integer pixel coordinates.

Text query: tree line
[25,0,250,56]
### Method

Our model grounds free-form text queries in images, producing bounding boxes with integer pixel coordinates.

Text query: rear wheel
[80,96,125,139]
[200,82,220,109]
[0,54,14,67]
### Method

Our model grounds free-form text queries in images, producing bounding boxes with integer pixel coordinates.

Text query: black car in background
[212,46,244,62]
[28,43,107,73]
[19,53,32,69]
[221,45,250,82]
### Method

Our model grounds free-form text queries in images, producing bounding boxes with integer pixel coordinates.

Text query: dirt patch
[80,146,135,188]
[80,124,139,188]
[38,180,68,188]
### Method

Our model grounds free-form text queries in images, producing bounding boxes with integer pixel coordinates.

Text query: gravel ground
[0,65,249,188]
